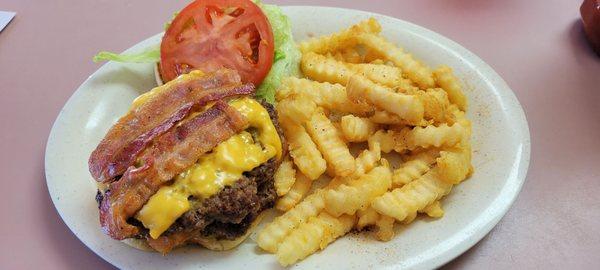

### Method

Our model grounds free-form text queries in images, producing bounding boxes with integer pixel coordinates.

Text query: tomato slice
[160,0,274,85]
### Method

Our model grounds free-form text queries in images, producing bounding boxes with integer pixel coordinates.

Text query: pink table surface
[1,0,599,269]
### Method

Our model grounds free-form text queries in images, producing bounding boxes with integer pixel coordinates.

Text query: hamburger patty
[173,157,278,240]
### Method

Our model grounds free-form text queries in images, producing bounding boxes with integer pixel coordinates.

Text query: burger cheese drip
[136,97,282,239]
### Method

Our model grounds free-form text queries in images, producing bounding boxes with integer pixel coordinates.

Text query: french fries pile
[257,18,473,266]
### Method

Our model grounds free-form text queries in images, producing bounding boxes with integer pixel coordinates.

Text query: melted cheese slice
[136,97,282,239]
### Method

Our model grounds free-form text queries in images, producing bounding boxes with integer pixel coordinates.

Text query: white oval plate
[45,6,530,270]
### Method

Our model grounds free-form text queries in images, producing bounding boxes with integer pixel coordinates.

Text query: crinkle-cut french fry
[276,95,318,125]
[352,33,435,89]
[347,75,424,124]
[257,190,327,253]
[302,52,354,85]
[371,169,453,222]
[305,109,356,177]
[274,159,296,196]
[276,213,355,266]
[433,66,468,111]
[369,110,430,126]
[392,149,439,188]
[324,165,392,216]
[445,104,472,136]
[340,115,379,142]
[281,120,327,180]
[276,172,313,211]
[394,123,467,152]
[419,200,444,218]
[357,207,380,230]
[277,77,373,115]
[346,62,409,88]
[401,211,418,225]
[299,18,381,54]
[375,215,395,241]
[352,141,381,178]
[436,147,472,184]
[416,88,450,122]
[368,129,396,153]
[302,53,411,90]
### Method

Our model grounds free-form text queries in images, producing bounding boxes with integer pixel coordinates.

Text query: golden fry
[416,88,450,122]
[352,141,381,178]
[276,96,318,125]
[274,159,296,196]
[276,172,313,211]
[324,165,392,216]
[445,104,472,136]
[394,123,467,151]
[347,62,411,89]
[369,110,430,126]
[305,109,356,177]
[371,169,453,222]
[375,215,395,241]
[436,147,472,184]
[433,66,468,111]
[277,77,373,115]
[357,207,380,230]
[276,213,355,266]
[419,200,444,218]
[392,149,439,188]
[352,33,435,89]
[347,75,424,124]
[368,129,396,153]
[257,190,327,253]
[340,115,379,142]
[299,18,381,54]
[302,52,354,85]
[281,120,327,180]
[302,52,411,89]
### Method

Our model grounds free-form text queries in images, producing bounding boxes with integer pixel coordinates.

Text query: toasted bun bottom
[118,212,265,252]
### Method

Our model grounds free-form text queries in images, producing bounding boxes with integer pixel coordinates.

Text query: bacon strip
[99,102,249,240]
[89,69,254,183]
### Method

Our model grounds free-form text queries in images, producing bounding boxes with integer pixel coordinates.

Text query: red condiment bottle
[581,0,600,55]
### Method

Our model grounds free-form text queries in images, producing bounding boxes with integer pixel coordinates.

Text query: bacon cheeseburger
[89,69,284,253]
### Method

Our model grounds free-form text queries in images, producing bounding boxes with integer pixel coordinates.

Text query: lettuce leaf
[93,45,160,63]
[253,0,302,103]
[93,11,178,63]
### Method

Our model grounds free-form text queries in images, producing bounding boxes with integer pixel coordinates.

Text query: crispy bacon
[99,102,249,240]
[89,69,255,183]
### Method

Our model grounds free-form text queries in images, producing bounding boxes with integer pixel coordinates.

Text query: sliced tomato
[160,0,274,85]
